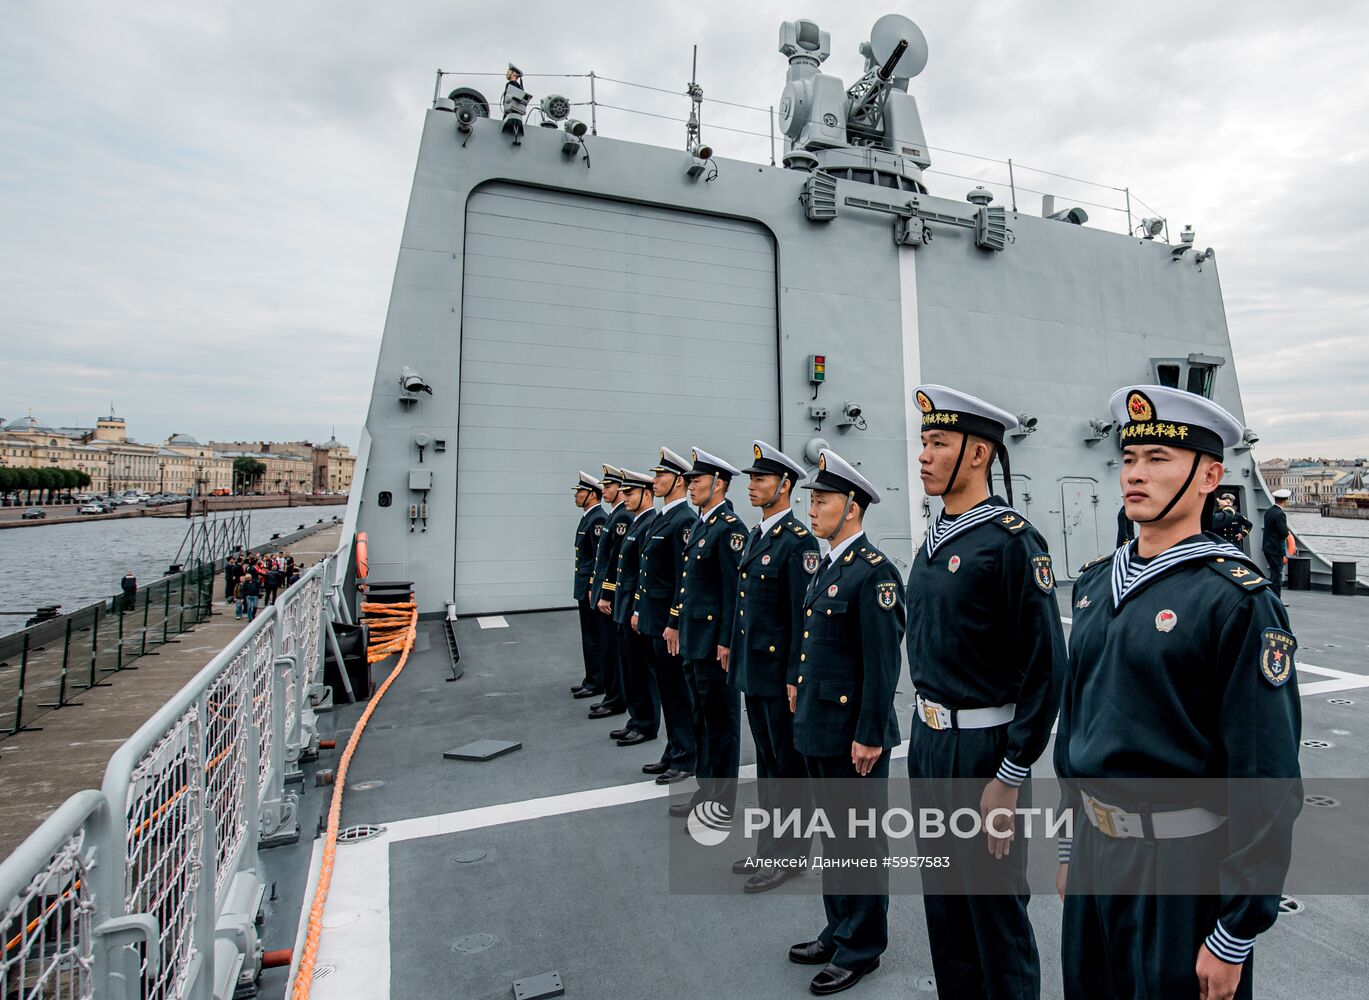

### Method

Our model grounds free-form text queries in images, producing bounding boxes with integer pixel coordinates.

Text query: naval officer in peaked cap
[788,449,904,996]
[729,441,820,892]
[1055,386,1301,1000]
[665,447,746,827]
[635,447,698,783]
[904,384,1067,1000]
[570,471,608,699]
[607,470,661,747]
[588,465,631,720]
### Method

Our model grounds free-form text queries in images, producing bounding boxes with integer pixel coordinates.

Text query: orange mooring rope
[290,598,418,1000]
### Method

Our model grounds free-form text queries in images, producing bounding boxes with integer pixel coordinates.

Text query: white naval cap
[649,446,691,477]
[1272,488,1292,500]
[800,449,881,506]
[740,440,807,480]
[600,464,626,486]
[574,470,603,493]
[683,446,742,480]
[619,468,654,489]
[1109,385,1244,459]
[914,384,1018,443]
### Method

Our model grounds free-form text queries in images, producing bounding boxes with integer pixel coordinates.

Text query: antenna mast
[685,44,703,154]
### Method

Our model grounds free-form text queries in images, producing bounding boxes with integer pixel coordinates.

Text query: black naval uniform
[904,498,1066,1000]
[793,533,905,971]
[574,504,609,692]
[730,509,820,862]
[590,500,632,713]
[1213,506,1253,547]
[676,499,745,813]
[613,506,660,739]
[1261,503,1290,597]
[635,498,698,774]
[1055,535,1302,999]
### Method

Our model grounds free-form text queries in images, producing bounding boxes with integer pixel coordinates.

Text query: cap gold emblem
[916,390,934,414]
[1126,391,1155,423]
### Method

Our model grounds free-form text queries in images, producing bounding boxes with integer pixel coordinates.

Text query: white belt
[1081,790,1226,840]
[915,694,1014,731]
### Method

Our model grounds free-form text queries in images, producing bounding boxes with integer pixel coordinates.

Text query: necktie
[742,525,762,560]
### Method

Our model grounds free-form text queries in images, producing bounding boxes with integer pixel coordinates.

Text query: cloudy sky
[2,1,1366,457]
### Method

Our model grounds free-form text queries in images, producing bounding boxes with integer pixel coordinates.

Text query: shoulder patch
[993,512,1029,533]
[875,581,898,610]
[1030,553,1055,593]
[615,522,627,535]
[1259,628,1296,687]
[802,550,820,575]
[864,549,884,565]
[593,523,603,537]
[730,532,746,552]
[1204,558,1269,591]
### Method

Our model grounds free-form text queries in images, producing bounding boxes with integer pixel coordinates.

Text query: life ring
[1285,533,1296,558]
[356,531,369,580]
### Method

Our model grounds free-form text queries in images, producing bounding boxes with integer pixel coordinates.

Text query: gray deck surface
[301,585,1368,999]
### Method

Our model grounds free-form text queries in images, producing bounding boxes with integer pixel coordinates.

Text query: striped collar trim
[925,503,1017,559]
[1110,537,1245,607]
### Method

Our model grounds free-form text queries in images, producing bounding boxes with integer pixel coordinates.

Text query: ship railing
[0,556,340,1000]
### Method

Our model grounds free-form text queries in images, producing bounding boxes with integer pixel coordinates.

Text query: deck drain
[453,849,488,864]
[313,965,336,981]
[916,977,937,992]
[1301,740,1333,749]
[512,971,564,999]
[452,933,496,955]
[1304,795,1340,808]
[337,824,386,844]
[351,780,385,791]
[1327,698,1356,706]
[1279,895,1305,915]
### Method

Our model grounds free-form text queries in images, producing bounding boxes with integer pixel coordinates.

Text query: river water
[1288,511,1369,564]
[0,506,340,636]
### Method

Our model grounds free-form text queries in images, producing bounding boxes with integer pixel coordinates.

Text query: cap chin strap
[823,491,856,543]
[764,474,788,509]
[946,434,1013,507]
[1139,453,1202,524]
[698,473,719,519]
[944,434,970,499]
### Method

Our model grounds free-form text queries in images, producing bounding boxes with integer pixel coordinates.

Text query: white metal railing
[0,553,343,1000]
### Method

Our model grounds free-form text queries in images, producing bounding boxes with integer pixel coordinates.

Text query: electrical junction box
[409,469,433,491]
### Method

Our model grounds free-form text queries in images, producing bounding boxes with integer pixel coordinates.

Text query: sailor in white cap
[570,471,608,699]
[728,441,820,892]
[1262,488,1293,597]
[635,447,699,783]
[904,384,1066,1000]
[787,449,904,995]
[587,465,631,720]
[1056,386,1301,1000]
[607,470,662,748]
[665,447,746,826]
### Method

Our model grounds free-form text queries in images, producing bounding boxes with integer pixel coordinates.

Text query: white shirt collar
[758,507,791,534]
[632,506,653,522]
[825,530,865,564]
[662,496,689,513]
[698,500,725,521]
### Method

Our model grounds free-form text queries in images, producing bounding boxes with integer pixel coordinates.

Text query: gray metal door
[1060,478,1104,576]
[455,183,779,613]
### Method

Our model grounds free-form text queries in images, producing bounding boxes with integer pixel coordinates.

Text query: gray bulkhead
[356,109,1265,616]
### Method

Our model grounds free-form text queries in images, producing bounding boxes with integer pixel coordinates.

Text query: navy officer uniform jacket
[635,499,694,637]
[573,504,608,601]
[1055,534,1302,967]
[729,511,820,698]
[676,500,747,663]
[904,497,1066,783]
[793,536,906,757]
[590,501,632,605]
[612,508,657,625]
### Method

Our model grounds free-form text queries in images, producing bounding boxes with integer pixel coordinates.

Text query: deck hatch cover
[444,738,523,761]
[512,972,565,999]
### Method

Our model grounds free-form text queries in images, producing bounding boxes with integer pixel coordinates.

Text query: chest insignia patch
[682,526,692,544]
[1260,628,1296,687]
[1075,595,1091,610]
[730,533,746,552]
[615,522,626,535]
[803,551,820,575]
[827,584,839,597]
[948,554,961,574]
[1031,553,1055,593]
[761,554,771,565]
[1155,609,1177,633]
[876,581,897,610]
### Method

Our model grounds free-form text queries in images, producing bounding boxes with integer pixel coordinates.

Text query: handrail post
[12,631,31,733]
[140,587,150,655]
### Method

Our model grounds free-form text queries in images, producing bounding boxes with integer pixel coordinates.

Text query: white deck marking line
[477,615,509,629]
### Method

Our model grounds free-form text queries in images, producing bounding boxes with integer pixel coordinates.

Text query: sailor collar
[925,497,1018,559]
[1110,534,1246,607]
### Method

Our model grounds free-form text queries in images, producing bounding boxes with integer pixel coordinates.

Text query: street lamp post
[158,459,166,495]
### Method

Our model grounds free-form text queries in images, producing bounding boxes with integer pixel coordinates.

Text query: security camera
[400,366,432,395]
[564,119,588,138]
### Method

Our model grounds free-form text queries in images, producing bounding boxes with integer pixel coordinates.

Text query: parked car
[21,507,47,520]
[78,503,105,515]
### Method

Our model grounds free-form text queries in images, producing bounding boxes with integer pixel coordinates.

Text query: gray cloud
[2,1,1366,454]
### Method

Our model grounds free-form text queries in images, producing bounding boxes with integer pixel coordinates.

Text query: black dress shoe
[572,687,601,699]
[587,705,625,719]
[788,940,836,966]
[732,857,757,874]
[809,959,879,995]
[617,731,656,746]
[641,761,670,775]
[668,801,694,817]
[744,867,800,894]
[654,768,693,785]
[609,727,635,740]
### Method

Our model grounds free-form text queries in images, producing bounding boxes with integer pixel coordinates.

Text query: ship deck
[270,586,1369,1000]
